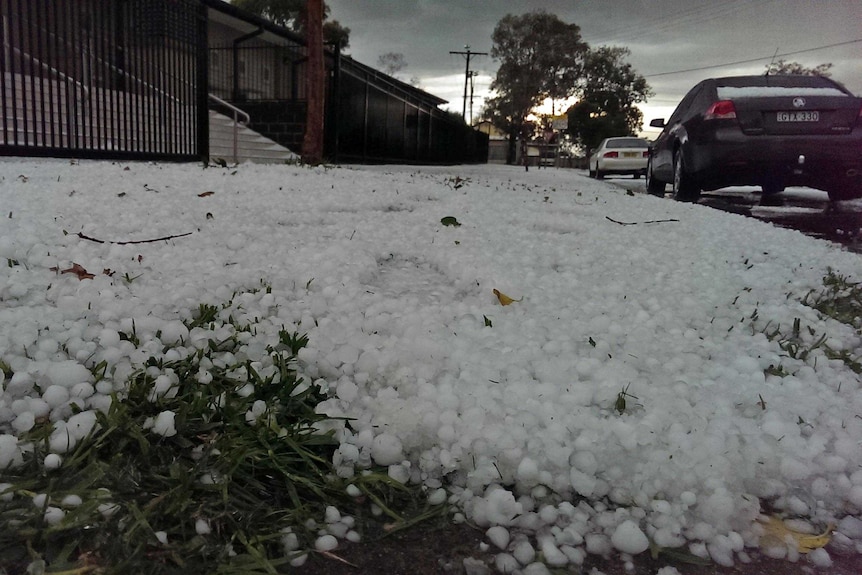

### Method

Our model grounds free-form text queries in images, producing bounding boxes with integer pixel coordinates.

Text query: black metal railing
[0,0,208,161]
[209,40,306,103]
[334,58,488,164]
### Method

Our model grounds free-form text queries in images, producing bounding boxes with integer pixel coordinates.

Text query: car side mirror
[649,118,666,128]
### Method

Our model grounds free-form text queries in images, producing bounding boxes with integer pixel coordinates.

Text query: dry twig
[319,550,359,568]
[76,231,193,245]
[606,216,679,226]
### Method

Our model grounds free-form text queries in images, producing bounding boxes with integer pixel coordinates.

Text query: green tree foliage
[233,0,303,27]
[323,20,351,51]
[765,59,833,77]
[486,10,588,164]
[232,0,350,50]
[378,52,407,76]
[566,46,652,155]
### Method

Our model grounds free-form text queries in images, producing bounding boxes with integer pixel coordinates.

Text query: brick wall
[241,101,307,154]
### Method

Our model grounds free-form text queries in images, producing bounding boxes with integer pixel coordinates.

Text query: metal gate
[0,0,208,161]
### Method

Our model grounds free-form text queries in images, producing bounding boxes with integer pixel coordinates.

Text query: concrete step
[2,73,299,163]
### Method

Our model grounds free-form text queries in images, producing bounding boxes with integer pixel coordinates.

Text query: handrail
[208,93,250,124]
[7,45,89,102]
[208,94,250,164]
[13,12,182,105]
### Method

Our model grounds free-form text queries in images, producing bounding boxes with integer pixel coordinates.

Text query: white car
[588,137,651,179]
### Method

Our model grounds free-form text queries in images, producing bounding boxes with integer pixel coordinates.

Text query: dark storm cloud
[325,0,862,123]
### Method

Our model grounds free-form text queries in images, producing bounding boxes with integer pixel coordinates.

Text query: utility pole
[302,0,324,164]
[449,46,487,122]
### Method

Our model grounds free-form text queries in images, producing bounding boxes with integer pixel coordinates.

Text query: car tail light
[642,151,649,157]
[704,100,737,121]
[603,151,619,158]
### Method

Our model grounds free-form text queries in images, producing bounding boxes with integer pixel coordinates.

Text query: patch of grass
[757,269,862,376]
[443,176,469,189]
[0,289,437,574]
[614,384,639,415]
[802,268,862,329]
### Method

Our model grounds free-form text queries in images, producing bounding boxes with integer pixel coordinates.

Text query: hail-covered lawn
[1,159,861,573]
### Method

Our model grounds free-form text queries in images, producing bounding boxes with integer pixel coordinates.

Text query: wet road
[596,174,862,254]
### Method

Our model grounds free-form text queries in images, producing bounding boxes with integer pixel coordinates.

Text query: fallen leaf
[440,216,461,227]
[198,191,215,197]
[757,515,833,553]
[493,289,522,306]
[56,263,95,280]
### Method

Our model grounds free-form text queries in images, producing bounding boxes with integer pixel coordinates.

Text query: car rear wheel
[761,181,785,195]
[828,185,862,202]
[672,150,700,202]
[645,157,666,196]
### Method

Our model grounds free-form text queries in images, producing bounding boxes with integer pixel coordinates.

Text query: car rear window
[716,86,848,99]
[606,138,649,149]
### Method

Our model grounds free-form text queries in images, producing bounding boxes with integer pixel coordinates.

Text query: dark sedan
[646,75,862,202]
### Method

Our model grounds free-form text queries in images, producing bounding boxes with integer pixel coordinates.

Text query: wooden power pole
[449,46,487,122]
[302,0,325,164]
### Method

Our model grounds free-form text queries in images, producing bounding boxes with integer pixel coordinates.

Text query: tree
[323,20,350,51]
[486,11,588,164]
[377,52,407,77]
[566,46,652,155]
[232,0,350,50]
[765,59,833,77]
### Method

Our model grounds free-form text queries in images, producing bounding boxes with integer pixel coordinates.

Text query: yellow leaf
[757,515,833,553]
[493,289,522,306]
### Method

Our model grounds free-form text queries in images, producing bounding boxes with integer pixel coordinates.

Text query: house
[473,120,507,164]
[0,0,487,164]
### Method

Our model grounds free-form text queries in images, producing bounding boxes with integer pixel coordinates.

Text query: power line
[645,38,862,78]
[587,0,757,46]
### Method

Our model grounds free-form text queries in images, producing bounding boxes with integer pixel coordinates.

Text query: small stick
[318,550,358,568]
[606,216,679,226]
[76,231,193,245]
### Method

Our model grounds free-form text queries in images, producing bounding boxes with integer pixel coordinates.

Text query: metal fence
[208,34,488,165]
[0,0,208,161]
[333,57,488,164]
[208,39,306,103]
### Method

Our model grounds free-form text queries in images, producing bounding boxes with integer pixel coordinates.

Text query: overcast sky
[324,0,862,133]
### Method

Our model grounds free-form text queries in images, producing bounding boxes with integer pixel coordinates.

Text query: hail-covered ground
[2,158,862,571]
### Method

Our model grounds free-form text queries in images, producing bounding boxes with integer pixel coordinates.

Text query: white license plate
[622,152,639,158]
[777,111,820,122]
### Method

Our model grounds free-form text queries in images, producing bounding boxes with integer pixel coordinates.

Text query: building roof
[202,0,448,108]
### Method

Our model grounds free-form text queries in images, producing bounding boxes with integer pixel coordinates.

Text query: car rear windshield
[606,138,649,149]
[716,86,849,99]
